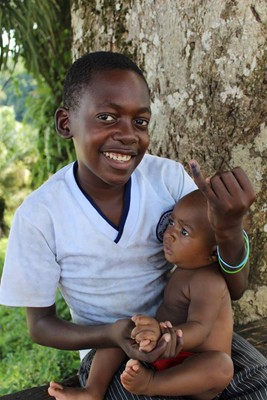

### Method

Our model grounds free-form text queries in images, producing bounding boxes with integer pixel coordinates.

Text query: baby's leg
[120,359,155,396]
[48,348,126,400]
[121,351,233,399]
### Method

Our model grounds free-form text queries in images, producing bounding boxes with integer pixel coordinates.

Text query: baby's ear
[209,245,218,262]
[55,107,73,139]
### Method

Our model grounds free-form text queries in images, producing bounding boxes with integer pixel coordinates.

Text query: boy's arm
[26,305,175,362]
[189,160,256,300]
[26,304,121,350]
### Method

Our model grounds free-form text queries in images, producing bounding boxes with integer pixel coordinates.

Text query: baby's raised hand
[131,314,161,352]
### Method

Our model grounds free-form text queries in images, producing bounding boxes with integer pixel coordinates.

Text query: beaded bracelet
[217,230,250,274]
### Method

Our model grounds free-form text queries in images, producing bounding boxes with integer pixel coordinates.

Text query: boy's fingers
[127,336,168,363]
[188,160,213,199]
[232,168,256,203]
[176,329,184,354]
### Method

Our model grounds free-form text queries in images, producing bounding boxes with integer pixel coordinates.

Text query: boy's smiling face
[57,69,151,190]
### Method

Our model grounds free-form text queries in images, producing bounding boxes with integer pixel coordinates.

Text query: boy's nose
[112,120,138,144]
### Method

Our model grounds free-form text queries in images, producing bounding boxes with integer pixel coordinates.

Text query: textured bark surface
[71,0,267,324]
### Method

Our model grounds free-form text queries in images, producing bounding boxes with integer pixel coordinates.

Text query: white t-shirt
[0,154,196,327]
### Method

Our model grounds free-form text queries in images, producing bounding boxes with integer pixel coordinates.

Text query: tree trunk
[71,0,267,324]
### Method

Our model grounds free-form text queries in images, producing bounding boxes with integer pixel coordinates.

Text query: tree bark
[71,0,267,324]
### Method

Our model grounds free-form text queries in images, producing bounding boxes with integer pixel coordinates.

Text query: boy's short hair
[63,51,148,110]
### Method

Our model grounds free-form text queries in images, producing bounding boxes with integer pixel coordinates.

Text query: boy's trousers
[79,333,267,400]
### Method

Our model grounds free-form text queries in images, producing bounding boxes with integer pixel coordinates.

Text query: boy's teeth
[104,152,131,161]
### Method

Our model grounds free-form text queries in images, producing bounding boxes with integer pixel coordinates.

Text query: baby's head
[163,190,217,269]
[62,51,149,112]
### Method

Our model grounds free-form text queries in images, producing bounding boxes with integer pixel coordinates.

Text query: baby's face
[163,199,214,269]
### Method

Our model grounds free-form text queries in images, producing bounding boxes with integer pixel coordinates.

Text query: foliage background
[0,0,75,184]
[0,0,79,394]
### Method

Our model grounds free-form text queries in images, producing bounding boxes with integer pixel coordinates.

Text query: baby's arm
[131,315,161,352]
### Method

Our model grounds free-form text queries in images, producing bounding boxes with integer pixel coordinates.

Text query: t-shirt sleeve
[175,162,198,200]
[161,158,197,201]
[0,209,60,307]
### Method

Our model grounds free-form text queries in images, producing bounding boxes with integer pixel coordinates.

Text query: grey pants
[79,333,267,400]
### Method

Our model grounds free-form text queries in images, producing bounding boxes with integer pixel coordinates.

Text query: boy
[0,52,265,400]
[49,189,234,400]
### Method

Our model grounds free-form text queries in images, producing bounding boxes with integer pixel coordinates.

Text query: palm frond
[0,0,64,77]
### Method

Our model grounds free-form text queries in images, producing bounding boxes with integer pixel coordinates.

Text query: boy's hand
[188,160,256,239]
[131,314,161,352]
[159,324,184,359]
[112,318,183,363]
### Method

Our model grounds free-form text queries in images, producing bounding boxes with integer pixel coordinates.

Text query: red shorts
[152,351,194,371]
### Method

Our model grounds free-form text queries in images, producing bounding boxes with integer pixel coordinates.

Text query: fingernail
[177,329,183,337]
[189,160,197,168]
[164,333,171,342]
[189,160,200,177]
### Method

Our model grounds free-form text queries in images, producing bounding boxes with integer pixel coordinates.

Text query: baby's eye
[180,228,189,237]
[97,114,116,121]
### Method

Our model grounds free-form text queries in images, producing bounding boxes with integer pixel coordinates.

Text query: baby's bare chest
[156,269,191,324]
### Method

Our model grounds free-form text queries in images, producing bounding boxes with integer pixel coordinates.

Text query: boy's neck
[74,160,126,200]
[73,161,131,226]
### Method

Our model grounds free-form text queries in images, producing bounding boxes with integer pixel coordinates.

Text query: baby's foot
[48,381,102,400]
[120,359,154,395]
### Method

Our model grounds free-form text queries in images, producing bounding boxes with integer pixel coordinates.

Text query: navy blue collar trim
[73,161,131,242]
[114,177,131,243]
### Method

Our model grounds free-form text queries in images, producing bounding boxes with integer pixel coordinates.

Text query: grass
[0,237,80,395]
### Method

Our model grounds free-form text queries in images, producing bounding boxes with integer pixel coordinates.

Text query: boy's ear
[55,107,73,139]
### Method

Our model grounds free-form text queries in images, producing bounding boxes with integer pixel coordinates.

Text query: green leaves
[0,307,80,395]
[0,105,37,217]
[1,1,74,184]
[0,0,58,74]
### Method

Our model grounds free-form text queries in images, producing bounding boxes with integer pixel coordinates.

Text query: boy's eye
[135,118,149,127]
[97,114,115,121]
[180,228,189,237]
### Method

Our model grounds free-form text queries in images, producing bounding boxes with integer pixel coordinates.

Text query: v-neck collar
[72,161,131,243]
